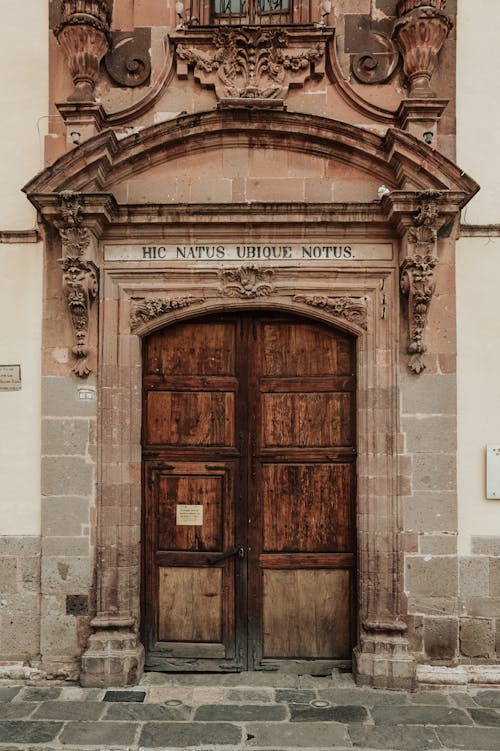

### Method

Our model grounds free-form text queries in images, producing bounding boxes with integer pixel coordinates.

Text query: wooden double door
[142,312,356,672]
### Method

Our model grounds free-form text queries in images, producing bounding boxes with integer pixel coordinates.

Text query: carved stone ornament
[293,295,368,330]
[105,28,152,88]
[173,27,326,101]
[219,266,275,299]
[54,0,112,101]
[400,190,441,374]
[351,32,399,85]
[130,296,205,330]
[393,2,453,97]
[58,191,91,256]
[60,257,98,378]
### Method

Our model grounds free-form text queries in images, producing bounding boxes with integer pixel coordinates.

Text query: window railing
[182,0,314,26]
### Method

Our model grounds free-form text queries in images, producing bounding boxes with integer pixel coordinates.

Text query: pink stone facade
[6,0,497,687]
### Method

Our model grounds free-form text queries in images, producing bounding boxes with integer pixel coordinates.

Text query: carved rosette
[393,4,453,97]
[173,27,327,102]
[60,257,98,377]
[400,191,441,374]
[219,266,275,299]
[293,295,368,330]
[130,296,205,330]
[54,0,112,101]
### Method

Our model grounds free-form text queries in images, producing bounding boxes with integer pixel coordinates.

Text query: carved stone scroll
[294,295,368,330]
[173,27,327,102]
[351,32,399,85]
[219,266,275,298]
[400,190,441,374]
[60,257,98,378]
[54,0,111,102]
[130,296,205,330]
[105,29,152,88]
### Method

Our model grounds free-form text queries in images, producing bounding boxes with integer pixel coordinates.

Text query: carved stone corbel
[400,190,441,374]
[58,191,98,378]
[60,257,98,377]
[54,0,112,102]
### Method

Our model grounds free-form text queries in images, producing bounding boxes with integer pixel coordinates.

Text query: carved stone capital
[60,257,98,378]
[219,266,275,298]
[130,296,205,330]
[393,5,452,97]
[294,295,368,330]
[172,27,330,102]
[54,1,112,102]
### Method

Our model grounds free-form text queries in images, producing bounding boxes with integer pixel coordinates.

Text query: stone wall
[40,375,96,677]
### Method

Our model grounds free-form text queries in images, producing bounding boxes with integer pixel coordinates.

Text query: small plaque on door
[176,504,203,526]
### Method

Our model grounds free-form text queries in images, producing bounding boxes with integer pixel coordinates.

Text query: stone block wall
[0,537,41,664]
[40,375,97,677]
[402,371,500,665]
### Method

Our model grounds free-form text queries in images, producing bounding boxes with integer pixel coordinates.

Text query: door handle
[208,546,245,565]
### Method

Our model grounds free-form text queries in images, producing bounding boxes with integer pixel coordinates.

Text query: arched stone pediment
[24,109,478,200]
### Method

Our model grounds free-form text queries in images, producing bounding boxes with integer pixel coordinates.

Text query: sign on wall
[0,365,21,391]
[104,243,393,262]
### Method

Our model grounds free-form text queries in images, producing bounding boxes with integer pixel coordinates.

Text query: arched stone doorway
[142,310,357,673]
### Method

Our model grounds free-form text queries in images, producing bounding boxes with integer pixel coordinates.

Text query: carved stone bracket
[130,296,205,330]
[54,0,112,102]
[60,256,98,378]
[172,27,330,102]
[400,190,441,374]
[393,1,453,98]
[294,295,368,330]
[57,191,97,377]
[219,266,275,298]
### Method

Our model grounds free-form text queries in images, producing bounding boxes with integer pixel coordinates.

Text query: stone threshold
[418,664,500,687]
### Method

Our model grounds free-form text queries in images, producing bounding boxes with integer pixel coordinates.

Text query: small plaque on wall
[0,365,21,391]
[176,504,203,525]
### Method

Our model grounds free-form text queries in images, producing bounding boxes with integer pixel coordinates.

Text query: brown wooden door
[142,313,356,672]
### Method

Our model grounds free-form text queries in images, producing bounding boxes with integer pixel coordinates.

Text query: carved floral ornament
[130,296,205,330]
[400,190,442,374]
[173,27,328,101]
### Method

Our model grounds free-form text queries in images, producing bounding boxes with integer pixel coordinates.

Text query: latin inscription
[0,364,21,391]
[104,243,393,262]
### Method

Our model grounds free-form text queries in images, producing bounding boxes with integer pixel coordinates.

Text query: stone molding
[293,294,368,330]
[399,190,441,375]
[54,0,111,102]
[172,27,330,103]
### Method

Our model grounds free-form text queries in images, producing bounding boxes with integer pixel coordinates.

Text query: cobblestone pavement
[0,671,500,750]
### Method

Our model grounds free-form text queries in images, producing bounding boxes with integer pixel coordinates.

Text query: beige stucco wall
[456,0,500,553]
[0,0,48,535]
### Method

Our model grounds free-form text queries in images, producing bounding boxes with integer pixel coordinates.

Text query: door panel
[262,569,352,658]
[143,313,356,672]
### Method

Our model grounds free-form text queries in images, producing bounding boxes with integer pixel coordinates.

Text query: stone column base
[353,625,416,691]
[80,628,145,688]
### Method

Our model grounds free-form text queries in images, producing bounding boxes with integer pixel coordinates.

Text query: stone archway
[80,262,412,687]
